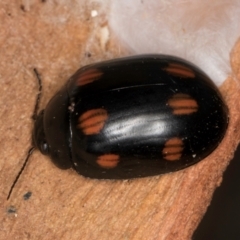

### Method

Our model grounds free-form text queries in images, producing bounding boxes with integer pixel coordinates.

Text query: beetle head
[33,110,49,155]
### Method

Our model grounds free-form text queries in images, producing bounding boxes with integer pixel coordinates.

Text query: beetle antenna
[32,68,43,120]
[7,68,42,200]
[7,147,35,200]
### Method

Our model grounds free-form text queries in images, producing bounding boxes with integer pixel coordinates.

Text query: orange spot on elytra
[163,63,195,78]
[163,137,184,161]
[97,154,120,168]
[78,109,108,135]
[77,68,103,86]
[167,93,198,115]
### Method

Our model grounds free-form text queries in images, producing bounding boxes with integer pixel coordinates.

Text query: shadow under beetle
[8,55,229,199]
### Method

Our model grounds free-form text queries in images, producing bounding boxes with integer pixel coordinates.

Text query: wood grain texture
[1,1,240,240]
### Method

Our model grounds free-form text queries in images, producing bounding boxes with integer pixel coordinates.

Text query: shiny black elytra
[33,55,228,179]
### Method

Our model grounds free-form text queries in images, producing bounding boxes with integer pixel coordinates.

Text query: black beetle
[32,55,228,179]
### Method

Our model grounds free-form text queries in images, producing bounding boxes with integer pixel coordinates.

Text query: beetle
[31,54,228,179]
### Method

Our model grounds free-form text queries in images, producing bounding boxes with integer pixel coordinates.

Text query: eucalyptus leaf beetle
[33,55,228,179]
